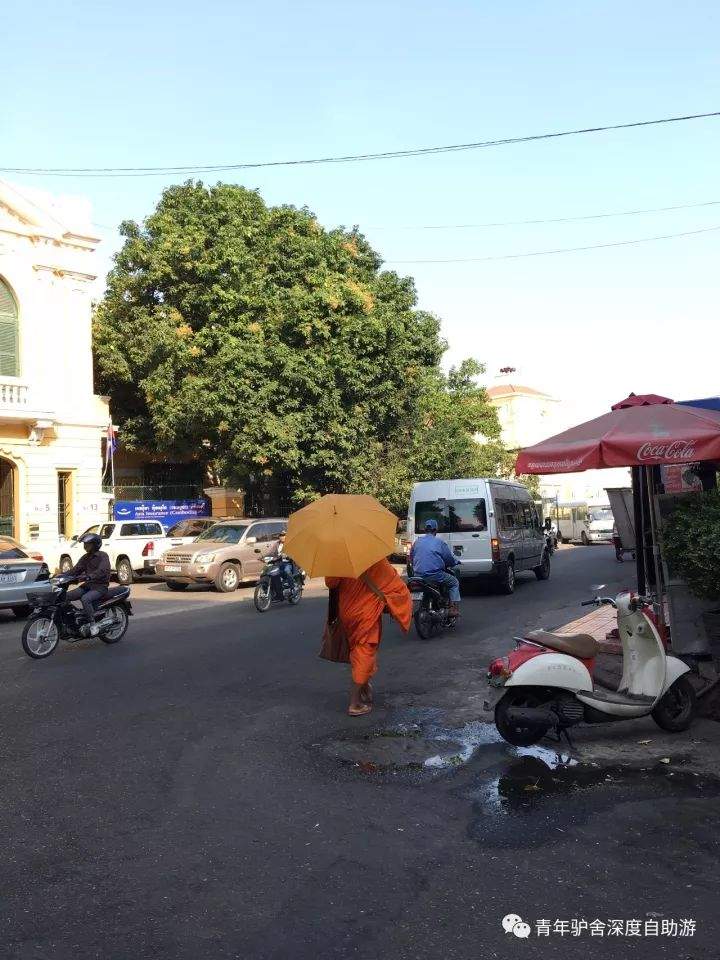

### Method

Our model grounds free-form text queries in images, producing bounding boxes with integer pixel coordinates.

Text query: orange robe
[326,558,412,685]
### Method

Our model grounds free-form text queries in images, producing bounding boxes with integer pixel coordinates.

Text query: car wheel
[59,555,73,574]
[499,559,515,595]
[165,581,189,592]
[12,604,32,619]
[116,557,134,585]
[215,562,240,593]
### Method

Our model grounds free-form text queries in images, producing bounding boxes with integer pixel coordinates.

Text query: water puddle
[315,712,504,775]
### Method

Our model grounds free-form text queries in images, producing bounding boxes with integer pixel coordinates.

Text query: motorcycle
[254,555,305,612]
[22,577,133,659]
[488,587,697,746]
[407,567,459,639]
[543,518,557,555]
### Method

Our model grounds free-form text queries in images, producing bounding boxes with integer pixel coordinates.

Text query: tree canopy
[94,181,507,513]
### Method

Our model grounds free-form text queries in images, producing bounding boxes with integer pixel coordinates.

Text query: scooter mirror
[590,583,606,592]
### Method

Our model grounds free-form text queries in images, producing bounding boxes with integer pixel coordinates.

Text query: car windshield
[196,524,248,544]
[589,508,613,523]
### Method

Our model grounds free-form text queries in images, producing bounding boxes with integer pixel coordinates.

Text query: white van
[556,501,614,545]
[407,478,549,595]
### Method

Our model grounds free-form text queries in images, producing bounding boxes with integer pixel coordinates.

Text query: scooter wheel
[651,677,697,732]
[494,688,550,747]
[254,582,272,613]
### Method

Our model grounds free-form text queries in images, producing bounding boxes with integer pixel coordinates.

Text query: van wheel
[534,552,551,581]
[215,563,240,592]
[116,558,133,585]
[498,560,515,595]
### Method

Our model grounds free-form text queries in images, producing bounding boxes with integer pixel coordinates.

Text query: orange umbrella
[285,494,397,578]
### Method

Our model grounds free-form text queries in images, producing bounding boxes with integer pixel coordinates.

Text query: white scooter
[488,588,697,746]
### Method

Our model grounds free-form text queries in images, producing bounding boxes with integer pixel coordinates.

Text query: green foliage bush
[662,491,720,600]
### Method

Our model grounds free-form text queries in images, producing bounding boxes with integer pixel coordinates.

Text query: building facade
[0,180,110,561]
[486,377,630,504]
[486,382,561,450]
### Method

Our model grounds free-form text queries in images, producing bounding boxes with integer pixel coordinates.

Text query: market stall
[515,393,720,657]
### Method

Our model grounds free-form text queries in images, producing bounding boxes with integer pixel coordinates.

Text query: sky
[4,0,720,430]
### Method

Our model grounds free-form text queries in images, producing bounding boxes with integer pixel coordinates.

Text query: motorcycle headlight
[195,553,215,563]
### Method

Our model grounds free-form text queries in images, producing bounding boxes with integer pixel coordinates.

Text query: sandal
[348,703,373,717]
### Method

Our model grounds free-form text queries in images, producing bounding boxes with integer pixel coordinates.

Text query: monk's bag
[319,587,350,662]
[319,577,388,663]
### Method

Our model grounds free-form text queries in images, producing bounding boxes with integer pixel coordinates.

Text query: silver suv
[156,518,288,592]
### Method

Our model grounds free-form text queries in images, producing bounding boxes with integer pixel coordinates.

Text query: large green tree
[94,181,506,512]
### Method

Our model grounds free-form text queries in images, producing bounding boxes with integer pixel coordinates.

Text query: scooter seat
[529,630,599,659]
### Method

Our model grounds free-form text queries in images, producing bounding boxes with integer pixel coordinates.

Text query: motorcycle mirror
[590,583,606,592]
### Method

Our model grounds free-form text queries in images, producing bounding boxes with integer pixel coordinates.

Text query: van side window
[519,504,541,533]
[498,501,518,532]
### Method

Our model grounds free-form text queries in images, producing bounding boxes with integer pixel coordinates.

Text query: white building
[0,180,110,563]
[486,376,630,504]
[486,382,562,450]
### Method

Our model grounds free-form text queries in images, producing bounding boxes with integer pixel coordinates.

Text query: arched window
[0,278,19,377]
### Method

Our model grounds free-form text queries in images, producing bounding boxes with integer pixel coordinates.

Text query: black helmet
[81,533,102,552]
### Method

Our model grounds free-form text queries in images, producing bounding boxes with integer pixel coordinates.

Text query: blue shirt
[410,534,457,578]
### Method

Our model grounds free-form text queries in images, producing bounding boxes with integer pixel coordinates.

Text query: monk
[326,557,412,716]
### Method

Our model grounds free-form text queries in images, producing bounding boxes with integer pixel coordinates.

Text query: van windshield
[589,508,613,523]
[415,499,487,534]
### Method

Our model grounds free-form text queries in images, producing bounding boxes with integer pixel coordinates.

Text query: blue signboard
[113,499,210,531]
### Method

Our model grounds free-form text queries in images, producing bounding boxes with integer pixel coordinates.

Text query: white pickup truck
[58,520,173,584]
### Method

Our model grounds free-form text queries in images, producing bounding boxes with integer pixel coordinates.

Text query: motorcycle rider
[409,518,462,616]
[66,533,112,636]
[268,531,295,594]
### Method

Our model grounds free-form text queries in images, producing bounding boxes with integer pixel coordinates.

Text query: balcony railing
[0,380,28,408]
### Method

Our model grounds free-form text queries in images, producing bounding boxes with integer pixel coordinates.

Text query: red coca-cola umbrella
[515,394,720,475]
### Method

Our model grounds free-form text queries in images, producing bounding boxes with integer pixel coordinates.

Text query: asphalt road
[1,545,718,960]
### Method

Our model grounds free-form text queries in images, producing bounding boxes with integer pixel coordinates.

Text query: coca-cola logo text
[637,440,696,462]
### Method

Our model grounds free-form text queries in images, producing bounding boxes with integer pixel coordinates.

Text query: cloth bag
[319,586,350,662]
[318,576,387,662]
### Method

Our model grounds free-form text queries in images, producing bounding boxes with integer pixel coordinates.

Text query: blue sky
[4,0,719,422]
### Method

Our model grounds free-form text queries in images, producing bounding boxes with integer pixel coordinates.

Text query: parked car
[58,520,172,584]
[156,518,288,592]
[407,477,550,595]
[165,518,216,547]
[0,536,51,617]
[393,519,412,561]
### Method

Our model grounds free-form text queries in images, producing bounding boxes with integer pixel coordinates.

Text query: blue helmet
[424,518,439,532]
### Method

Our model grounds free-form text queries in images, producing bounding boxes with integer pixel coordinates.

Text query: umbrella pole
[645,466,666,610]
[631,467,645,595]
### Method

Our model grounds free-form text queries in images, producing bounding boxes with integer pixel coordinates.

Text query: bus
[555,501,614,545]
